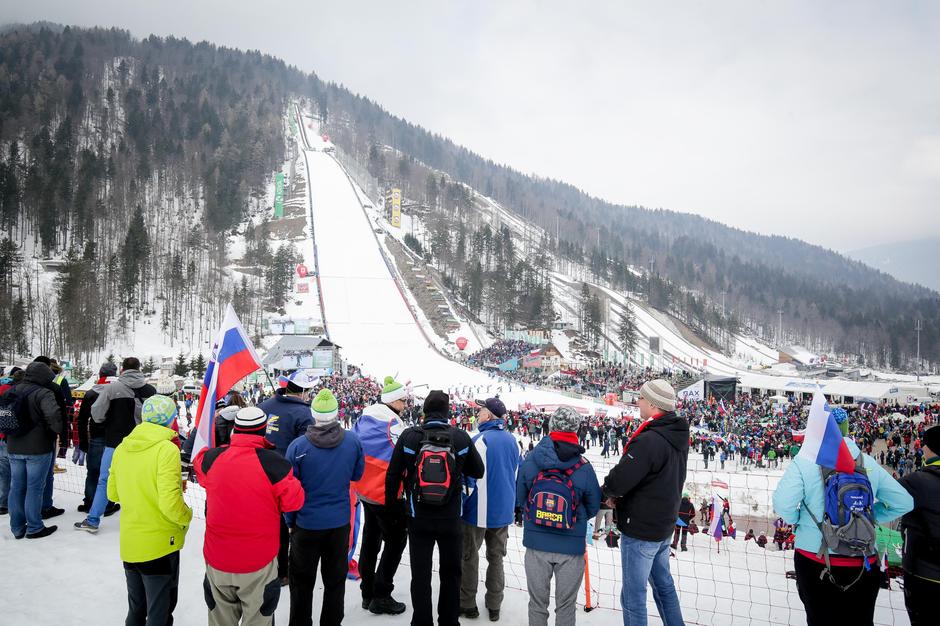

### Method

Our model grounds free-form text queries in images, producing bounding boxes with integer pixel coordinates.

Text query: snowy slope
[298,135,616,413]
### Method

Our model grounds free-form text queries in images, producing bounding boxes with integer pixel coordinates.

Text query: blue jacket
[462,420,522,528]
[516,437,601,556]
[773,438,914,555]
[284,423,364,531]
[260,392,313,456]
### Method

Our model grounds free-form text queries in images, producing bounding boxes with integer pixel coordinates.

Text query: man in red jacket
[195,406,304,626]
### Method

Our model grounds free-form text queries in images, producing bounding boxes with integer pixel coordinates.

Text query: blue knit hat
[831,407,849,436]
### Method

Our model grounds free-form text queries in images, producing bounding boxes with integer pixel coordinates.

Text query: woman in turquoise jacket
[772,410,913,626]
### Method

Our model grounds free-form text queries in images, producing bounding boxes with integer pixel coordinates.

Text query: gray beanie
[550,406,581,433]
[640,379,677,412]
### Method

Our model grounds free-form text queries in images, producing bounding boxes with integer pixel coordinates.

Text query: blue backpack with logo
[804,454,877,590]
[525,459,586,530]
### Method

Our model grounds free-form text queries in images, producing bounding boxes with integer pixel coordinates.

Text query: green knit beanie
[141,395,178,428]
[311,388,339,424]
[381,376,406,404]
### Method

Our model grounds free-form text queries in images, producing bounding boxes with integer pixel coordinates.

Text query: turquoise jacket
[772,438,913,556]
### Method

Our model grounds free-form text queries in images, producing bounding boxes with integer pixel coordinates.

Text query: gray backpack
[803,455,878,590]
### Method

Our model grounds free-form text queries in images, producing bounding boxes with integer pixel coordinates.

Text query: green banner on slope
[274,173,285,218]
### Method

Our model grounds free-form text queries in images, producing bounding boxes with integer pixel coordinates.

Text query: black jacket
[76,383,109,451]
[677,497,696,525]
[6,362,65,455]
[385,420,484,520]
[898,463,940,580]
[602,412,690,541]
[90,369,156,448]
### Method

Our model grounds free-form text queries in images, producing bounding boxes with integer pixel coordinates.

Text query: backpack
[413,427,457,506]
[0,385,40,437]
[803,454,878,590]
[132,386,150,425]
[524,458,586,530]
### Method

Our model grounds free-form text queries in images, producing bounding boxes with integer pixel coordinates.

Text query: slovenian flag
[191,304,263,457]
[717,400,727,416]
[797,392,855,472]
[708,493,725,542]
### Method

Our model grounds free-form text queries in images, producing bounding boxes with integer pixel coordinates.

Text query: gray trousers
[524,549,584,626]
[459,523,509,611]
[204,557,280,626]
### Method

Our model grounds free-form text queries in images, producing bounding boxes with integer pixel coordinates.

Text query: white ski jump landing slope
[301,147,610,411]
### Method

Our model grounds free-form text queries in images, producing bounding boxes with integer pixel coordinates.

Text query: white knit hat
[235,406,267,430]
[639,379,677,412]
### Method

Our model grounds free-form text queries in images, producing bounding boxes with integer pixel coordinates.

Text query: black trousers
[279,516,290,579]
[289,525,350,626]
[904,571,940,626]
[672,526,688,548]
[408,517,463,626]
[124,551,180,626]
[359,501,408,601]
[794,551,881,626]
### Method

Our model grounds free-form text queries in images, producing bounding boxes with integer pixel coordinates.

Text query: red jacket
[194,434,304,573]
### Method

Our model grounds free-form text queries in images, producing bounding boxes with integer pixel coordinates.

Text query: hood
[218,405,239,422]
[362,403,399,422]
[119,369,148,389]
[478,419,506,433]
[532,437,583,470]
[121,421,177,452]
[24,361,55,386]
[305,422,345,449]
[645,413,690,453]
[91,376,118,394]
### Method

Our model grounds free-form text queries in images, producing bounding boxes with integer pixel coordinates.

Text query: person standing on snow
[603,380,688,626]
[5,361,65,539]
[386,390,485,626]
[459,396,521,622]
[75,362,120,516]
[285,389,364,626]
[896,424,940,626]
[773,408,913,625]
[106,395,192,625]
[516,406,602,626]
[75,357,156,533]
[258,368,318,583]
[352,375,409,615]
[672,493,696,552]
[195,406,305,626]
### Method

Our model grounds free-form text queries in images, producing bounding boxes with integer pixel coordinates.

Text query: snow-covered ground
[5,434,912,626]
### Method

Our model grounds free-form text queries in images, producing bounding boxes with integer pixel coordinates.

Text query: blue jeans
[0,439,10,509]
[8,453,51,536]
[620,535,684,626]
[87,446,116,526]
[43,450,55,510]
[84,437,106,507]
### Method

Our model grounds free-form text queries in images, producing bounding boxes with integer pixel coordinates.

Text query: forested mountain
[0,24,936,369]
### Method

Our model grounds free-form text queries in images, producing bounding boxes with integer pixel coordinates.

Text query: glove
[71,447,86,466]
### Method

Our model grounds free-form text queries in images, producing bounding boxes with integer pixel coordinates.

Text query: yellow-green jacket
[107,421,193,563]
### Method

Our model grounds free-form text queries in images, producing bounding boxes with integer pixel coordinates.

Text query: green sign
[274,173,285,218]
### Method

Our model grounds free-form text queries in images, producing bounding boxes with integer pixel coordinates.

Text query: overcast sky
[3,1,939,249]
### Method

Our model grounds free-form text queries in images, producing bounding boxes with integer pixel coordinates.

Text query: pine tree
[617,304,640,360]
[190,353,207,378]
[142,357,156,376]
[173,351,189,377]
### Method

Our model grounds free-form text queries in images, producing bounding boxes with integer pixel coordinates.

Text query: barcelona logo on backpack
[525,459,585,530]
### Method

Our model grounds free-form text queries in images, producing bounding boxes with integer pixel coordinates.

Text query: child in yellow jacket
[107,395,193,625]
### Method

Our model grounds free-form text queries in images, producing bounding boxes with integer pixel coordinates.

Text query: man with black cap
[195,406,305,626]
[386,390,485,626]
[258,368,318,582]
[75,362,120,515]
[602,379,689,626]
[459,396,521,622]
[898,424,940,626]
